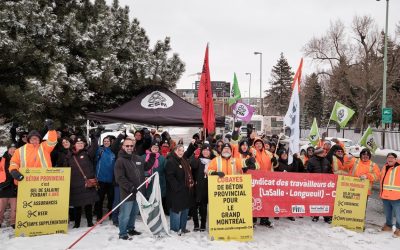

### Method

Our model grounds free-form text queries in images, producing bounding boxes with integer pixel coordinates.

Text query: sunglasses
[124,145,134,148]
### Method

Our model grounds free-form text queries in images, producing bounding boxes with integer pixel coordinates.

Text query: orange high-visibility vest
[0,157,6,183]
[332,155,354,175]
[208,156,243,175]
[351,159,380,195]
[250,148,273,172]
[9,130,57,172]
[380,163,400,200]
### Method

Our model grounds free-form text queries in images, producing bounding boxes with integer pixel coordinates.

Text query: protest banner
[251,171,337,217]
[208,175,253,242]
[15,168,71,237]
[332,175,369,232]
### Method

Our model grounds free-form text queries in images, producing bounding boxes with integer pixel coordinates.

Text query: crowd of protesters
[0,120,399,239]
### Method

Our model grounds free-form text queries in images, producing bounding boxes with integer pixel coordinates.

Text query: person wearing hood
[9,119,58,182]
[208,143,243,177]
[64,135,99,228]
[166,144,195,235]
[233,139,258,173]
[213,140,224,157]
[306,147,333,224]
[275,149,305,173]
[114,137,154,240]
[327,145,354,175]
[141,140,166,200]
[350,148,380,196]
[380,153,400,237]
[300,146,314,166]
[0,143,17,228]
[190,143,215,232]
[250,138,277,172]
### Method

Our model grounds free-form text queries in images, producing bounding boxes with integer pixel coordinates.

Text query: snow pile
[1,197,399,250]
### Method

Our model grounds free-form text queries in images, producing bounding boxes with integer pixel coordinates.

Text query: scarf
[145,150,160,171]
[200,158,212,175]
[174,153,194,189]
[161,146,170,157]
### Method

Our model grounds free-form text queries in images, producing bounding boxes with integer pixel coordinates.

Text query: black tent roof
[87,87,225,127]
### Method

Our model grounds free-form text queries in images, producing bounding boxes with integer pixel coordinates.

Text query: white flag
[136,172,170,236]
[283,70,301,164]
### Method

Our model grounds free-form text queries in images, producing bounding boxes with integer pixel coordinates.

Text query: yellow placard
[332,175,369,232]
[208,174,253,242]
[15,168,71,237]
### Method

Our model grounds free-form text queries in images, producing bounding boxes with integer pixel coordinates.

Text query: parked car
[300,137,364,157]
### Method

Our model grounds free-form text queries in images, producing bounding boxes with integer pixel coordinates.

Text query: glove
[130,185,137,193]
[10,170,24,181]
[234,121,242,128]
[149,152,156,159]
[245,157,257,170]
[44,119,54,130]
[359,175,367,180]
[242,166,248,173]
[271,156,278,166]
[211,171,225,178]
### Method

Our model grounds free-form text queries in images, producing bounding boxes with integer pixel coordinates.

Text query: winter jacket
[56,147,71,167]
[0,152,17,198]
[166,152,194,213]
[275,157,305,173]
[380,162,400,200]
[307,155,332,174]
[95,146,116,183]
[141,153,166,198]
[9,130,57,171]
[134,135,152,156]
[351,159,380,195]
[114,150,151,202]
[65,147,99,207]
[190,156,211,204]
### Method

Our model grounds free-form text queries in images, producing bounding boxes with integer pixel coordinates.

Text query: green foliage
[264,53,294,116]
[0,0,185,129]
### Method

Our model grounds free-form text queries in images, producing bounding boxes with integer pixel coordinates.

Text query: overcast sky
[108,0,400,98]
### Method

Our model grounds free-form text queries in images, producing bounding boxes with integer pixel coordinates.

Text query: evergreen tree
[302,73,323,126]
[0,0,185,129]
[264,53,294,115]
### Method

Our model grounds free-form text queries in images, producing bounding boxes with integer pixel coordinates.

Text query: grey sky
[109,0,400,98]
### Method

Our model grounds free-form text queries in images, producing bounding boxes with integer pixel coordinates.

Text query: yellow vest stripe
[37,145,49,168]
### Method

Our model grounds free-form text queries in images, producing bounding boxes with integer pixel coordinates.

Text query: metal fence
[300,128,400,151]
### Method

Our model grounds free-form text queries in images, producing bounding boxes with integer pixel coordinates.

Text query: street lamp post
[377,0,389,128]
[245,72,251,104]
[254,52,263,115]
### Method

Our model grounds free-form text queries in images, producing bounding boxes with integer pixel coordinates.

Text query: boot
[193,219,200,232]
[312,216,319,222]
[381,224,392,232]
[84,205,94,227]
[394,229,400,238]
[260,218,272,228]
[74,207,82,228]
[200,220,206,232]
[288,217,295,221]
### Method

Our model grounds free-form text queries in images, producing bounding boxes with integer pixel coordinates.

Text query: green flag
[228,73,241,106]
[329,101,355,128]
[359,126,378,153]
[308,118,320,146]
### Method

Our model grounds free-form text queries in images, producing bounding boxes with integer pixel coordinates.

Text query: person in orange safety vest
[350,148,380,196]
[380,152,400,237]
[208,143,243,177]
[9,119,58,182]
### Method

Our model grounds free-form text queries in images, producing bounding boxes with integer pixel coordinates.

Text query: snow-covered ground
[1,196,399,250]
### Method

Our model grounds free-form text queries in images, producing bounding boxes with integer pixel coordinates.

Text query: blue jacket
[95,146,116,183]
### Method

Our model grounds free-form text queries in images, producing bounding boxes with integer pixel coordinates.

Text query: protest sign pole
[66,172,158,249]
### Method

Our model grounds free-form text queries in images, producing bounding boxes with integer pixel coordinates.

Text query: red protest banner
[250,171,338,217]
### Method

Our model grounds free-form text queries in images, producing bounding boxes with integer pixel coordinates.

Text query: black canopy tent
[87,87,225,127]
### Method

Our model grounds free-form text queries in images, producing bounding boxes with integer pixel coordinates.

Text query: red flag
[197,45,215,132]
[291,58,303,91]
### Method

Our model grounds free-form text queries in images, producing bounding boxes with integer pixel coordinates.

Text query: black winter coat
[306,156,332,174]
[65,141,99,207]
[114,150,151,202]
[275,157,305,173]
[166,153,194,213]
[190,157,210,204]
[0,152,17,198]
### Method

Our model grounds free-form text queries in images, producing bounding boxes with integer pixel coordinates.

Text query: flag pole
[66,172,158,249]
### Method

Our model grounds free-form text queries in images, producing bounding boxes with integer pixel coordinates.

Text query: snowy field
[1,196,399,250]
